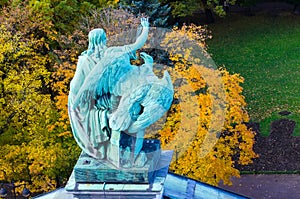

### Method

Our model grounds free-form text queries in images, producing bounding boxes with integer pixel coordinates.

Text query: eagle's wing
[128,78,173,133]
[109,71,174,133]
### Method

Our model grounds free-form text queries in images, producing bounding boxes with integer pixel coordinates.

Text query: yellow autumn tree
[157,24,258,186]
[0,1,141,195]
[0,3,79,193]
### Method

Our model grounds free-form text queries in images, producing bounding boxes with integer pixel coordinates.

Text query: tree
[0,2,80,193]
[162,0,236,22]
[28,0,120,34]
[157,24,257,185]
[0,1,139,194]
[0,0,140,195]
[119,0,171,27]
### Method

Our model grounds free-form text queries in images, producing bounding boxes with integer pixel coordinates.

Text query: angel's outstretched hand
[141,18,149,28]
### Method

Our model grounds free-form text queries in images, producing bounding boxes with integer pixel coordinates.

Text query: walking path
[219,174,300,199]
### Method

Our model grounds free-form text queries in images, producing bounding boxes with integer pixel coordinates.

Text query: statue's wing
[109,84,151,132]
[72,53,132,108]
[109,70,173,133]
[127,71,174,133]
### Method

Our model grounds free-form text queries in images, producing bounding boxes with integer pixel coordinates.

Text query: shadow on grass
[259,111,300,137]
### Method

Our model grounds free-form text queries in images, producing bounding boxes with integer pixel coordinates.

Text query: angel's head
[88,28,107,47]
[85,29,107,59]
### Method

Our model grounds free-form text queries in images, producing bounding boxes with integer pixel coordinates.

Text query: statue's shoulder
[78,54,97,65]
[78,53,90,61]
[104,46,127,56]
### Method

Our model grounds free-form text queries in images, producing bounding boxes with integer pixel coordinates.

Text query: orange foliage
[158,24,258,186]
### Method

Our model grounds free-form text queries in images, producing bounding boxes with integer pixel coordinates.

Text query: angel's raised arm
[127,18,149,52]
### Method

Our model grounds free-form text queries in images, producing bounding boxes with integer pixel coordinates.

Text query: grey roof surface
[164,173,249,199]
[33,173,249,199]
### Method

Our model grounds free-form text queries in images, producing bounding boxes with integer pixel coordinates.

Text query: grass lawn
[207,13,300,136]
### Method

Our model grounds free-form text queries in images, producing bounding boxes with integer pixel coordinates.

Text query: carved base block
[66,150,173,199]
[74,139,161,183]
[74,155,151,183]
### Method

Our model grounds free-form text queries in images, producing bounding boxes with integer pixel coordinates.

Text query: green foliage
[119,0,171,27]
[162,0,236,17]
[52,0,80,33]
[26,0,119,34]
[260,112,300,137]
[167,0,201,17]
[99,0,120,7]
[28,0,89,34]
[0,0,9,7]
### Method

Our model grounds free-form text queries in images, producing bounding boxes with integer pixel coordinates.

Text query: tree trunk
[293,3,300,15]
[205,8,215,23]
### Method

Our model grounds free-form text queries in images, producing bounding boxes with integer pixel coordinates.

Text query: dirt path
[219,174,300,199]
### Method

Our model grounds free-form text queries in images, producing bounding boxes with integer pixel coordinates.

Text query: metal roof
[33,172,249,199]
[164,172,250,199]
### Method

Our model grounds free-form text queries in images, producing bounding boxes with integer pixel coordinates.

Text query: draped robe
[68,54,112,159]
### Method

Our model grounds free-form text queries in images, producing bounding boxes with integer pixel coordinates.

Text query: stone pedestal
[65,150,173,199]
[74,153,152,183]
[74,139,161,183]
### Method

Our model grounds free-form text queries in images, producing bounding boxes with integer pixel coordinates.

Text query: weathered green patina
[68,18,173,183]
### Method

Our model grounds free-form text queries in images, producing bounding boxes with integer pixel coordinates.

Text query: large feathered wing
[124,71,174,133]
[109,71,174,133]
[71,52,133,109]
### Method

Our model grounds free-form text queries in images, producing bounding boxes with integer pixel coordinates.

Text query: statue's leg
[107,130,121,167]
[132,131,145,161]
[97,141,107,159]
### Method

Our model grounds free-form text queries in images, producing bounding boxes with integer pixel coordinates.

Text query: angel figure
[68,18,173,168]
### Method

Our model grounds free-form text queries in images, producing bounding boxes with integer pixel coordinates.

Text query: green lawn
[207,13,300,136]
